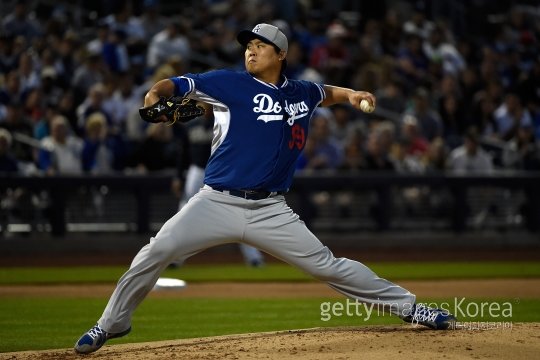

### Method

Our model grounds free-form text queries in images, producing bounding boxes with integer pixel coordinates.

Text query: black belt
[214,188,286,200]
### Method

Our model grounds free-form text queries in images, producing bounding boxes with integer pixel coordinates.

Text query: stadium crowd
[1,0,540,179]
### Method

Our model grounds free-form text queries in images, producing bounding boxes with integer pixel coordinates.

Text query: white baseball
[360,99,374,113]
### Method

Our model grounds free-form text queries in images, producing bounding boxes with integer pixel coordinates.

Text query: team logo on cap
[253,24,261,33]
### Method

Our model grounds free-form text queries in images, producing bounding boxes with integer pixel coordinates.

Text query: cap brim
[237,30,273,48]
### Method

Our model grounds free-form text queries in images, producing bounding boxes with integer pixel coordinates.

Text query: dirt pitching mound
[3,323,538,360]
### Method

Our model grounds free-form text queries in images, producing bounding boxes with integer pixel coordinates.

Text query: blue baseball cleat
[74,324,131,354]
[403,303,457,330]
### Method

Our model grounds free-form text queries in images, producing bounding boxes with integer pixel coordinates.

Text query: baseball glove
[139,96,205,125]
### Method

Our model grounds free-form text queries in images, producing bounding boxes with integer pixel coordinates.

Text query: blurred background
[0,0,539,263]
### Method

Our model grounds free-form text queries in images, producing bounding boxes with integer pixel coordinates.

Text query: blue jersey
[170,70,325,192]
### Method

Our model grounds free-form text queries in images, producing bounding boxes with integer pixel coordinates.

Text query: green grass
[1,261,539,284]
[1,297,537,353]
[1,261,539,353]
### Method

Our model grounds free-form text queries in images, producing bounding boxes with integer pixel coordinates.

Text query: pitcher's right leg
[75,189,245,353]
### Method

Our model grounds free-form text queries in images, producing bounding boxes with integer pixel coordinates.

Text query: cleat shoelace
[87,326,107,340]
[411,304,442,325]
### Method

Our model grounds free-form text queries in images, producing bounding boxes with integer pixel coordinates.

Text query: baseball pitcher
[75,23,456,354]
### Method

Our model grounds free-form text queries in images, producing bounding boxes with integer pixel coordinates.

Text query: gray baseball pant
[99,186,416,333]
[179,165,265,265]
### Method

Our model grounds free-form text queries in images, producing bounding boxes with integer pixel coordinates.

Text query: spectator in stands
[439,93,467,149]
[71,53,106,105]
[518,58,540,118]
[478,48,502,91]
[330,103,359,147]
[435,74,462,104]
[396,33,430,93]
[135,56,185,101]
[494,92,533,141]
[17,51,40,91]
[423,137,448,172]
[0,128,23,234]
[0,70,25,106]
[82,113,116,175]
[380,8,403,56]
[502,125,540,171]
[470,94,498,138]
[55,32,79,87]
[375,78,407,115]
[22,87,45,125]
[102,0,147,66]
[147,22,190,71]
[139,0,167,42]
[76,83,112,135]
[423,25,465,77]
[532,102,540,141]
[504,7,535,46]
[0,102,34,164]
[86,21,110,58]
[420,136,452,217]
[402,3,434,40]
[499,48,523,91]
[296,109,343,171]
[295,109,344,229]
[339,126,367,171]
[363,122,396,230]
[352,19,383,66]
[391,122,430,216]
[363,123,396,171]
[81,112,128,217]
[216,19,250,65]
[482,79,505,107]
[351,65,382,104]
[38,47,68,89]
[38,115,83,175]
[459,67,481,113]
[391,142,425,174]
[400,114,429,158]
[128,123,177,174]
[56,91,78,136]
[291,9,327,58]
[39,66,64,108]
[102,28,130,74]
[102,73,139,134]
[0,34,19,74]
[33,101,59,141]
[447,127,493,172]
[1,0,42,42]
[189,27,229,73]
[403,87,443,141]
[125,93,150,148]
[310,22,351,85]
[448,126,496,228]
[0,128,18,173]
[392,115,426,173]
[282,40,307,80]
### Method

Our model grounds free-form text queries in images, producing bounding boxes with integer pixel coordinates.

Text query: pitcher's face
[245,39,283,76]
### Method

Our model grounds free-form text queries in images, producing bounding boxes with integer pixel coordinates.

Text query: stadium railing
[0,170,539,236]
